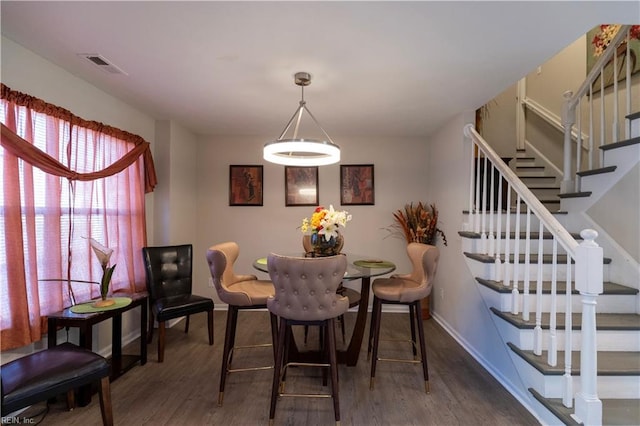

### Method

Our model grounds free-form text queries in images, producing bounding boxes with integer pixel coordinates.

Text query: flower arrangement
[87,237,117,306]
[300,205,352,240]
[387,202,447,246]
[592,24,640,57]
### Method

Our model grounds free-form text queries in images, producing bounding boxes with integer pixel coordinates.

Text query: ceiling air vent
[78,53,128,75]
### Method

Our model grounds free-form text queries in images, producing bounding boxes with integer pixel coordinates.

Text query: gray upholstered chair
[368,242,439,393]
[1,342,113,425]
[206,242,277,406]
[266,253,349,426]
[302,235,347,345]
[142,244,214,363]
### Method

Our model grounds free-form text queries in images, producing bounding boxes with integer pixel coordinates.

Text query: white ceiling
[2,1,638,140]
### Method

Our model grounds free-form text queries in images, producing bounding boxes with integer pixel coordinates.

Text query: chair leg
[66,389,75,410]
[147,310,155,344]
[98,376,114,426]
[339,314,346,344]
[270,319,288,425]
[158,321,166,363]
[185,315,190,333]
[218,307,239,406]
[414,300,430,394]
[270,313,279,361]
[207,309,214,345]
[369,297,383,389]
[409,304,418,358]
[327,318,341,424]
[367,300,379,361]
[303,325,309,344]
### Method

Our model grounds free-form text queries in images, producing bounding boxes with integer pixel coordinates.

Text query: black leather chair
[1,342,113,425]
[142,244,214,362]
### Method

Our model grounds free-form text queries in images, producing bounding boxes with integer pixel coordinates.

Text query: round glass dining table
[253,252,396,366]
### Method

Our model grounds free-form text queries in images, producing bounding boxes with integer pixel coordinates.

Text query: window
[1,87,155,350]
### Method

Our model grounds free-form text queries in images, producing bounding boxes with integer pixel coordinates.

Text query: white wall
[427,112,531,404]
[195,134,431,303]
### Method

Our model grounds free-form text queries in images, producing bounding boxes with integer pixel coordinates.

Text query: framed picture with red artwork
[340,164,374,205]
[229,165,263,206]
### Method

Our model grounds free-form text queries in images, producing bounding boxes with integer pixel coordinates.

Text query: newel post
[561,91,575,194]
[572,229,603,426]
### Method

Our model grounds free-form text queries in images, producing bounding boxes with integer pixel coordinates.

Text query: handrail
[464,123,603,425]
[522,96,587,147]
[561,25,635,192]
[464,124,579,254]
[566,26,630,111]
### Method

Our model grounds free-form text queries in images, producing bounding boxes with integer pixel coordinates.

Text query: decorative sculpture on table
[300,205,351,256]
[88,237,117,307]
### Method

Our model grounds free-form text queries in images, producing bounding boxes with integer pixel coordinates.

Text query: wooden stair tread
[576,165,617,177]
[508,342,640,376]
[558,191,592,199]
[530,388,640,426]
[463,251,612,264]
[475,277,637,295]
[490,307,640,330]
[600,136,640,151]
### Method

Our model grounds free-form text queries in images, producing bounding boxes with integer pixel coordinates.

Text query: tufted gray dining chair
[367,242,440,394]
[266,253,349,426]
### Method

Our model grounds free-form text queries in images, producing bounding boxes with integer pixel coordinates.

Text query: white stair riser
[603,143,640,170]
[631,117,640,138]
[465,257,611,282]
[517,169,548,177]
[493,318,640,352]
[510,353,640,399]
[530,187,561,198]
[464,212,570,233]
[481,286,635,314]
[463,236,582,257]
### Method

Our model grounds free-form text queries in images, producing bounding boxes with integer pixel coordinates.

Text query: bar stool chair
[368,243,439,393]
[206,242,277,406]
[266,253,349,426]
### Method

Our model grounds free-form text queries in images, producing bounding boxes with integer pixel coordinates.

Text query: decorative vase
[310,232,344,256]
[93,294,116,308]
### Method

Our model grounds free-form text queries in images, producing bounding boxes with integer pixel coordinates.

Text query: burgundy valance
[1,84,157,192]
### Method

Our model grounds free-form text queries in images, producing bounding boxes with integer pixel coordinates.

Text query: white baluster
[522,206,531,322]
[502,185,511,288]
[548,238,558,367]
[493,173,503,282]
[488,162,495,256]
[572,229,603,426]
[511,194,521,315]
[533,221,544,356]
[475,153,481,233]
[563,253,573,408]
[467,139,475,231]
[481,155,488,252]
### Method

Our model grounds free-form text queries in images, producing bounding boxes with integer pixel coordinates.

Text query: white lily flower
[86,237,114,267]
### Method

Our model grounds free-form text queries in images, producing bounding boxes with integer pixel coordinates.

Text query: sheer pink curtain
[1,93,152,350]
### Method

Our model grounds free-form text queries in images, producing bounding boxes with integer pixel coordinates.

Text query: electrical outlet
[208,277,214,288]
[440,288,444,300]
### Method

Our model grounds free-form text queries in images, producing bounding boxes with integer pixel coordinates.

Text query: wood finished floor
[26,310,539,425]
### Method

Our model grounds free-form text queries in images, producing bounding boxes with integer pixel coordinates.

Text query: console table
[47,291,148,405]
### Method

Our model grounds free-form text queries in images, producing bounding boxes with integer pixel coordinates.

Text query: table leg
[140,298,148,365]
[339,277,371,366]
[47,318,57,348]
[77,324,93,407]
[112,314,123,379]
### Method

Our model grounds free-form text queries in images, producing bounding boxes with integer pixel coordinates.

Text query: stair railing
[562,25,637,193]
[464,124,604,425]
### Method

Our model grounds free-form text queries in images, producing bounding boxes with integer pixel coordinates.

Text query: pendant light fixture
[263,72,340,166]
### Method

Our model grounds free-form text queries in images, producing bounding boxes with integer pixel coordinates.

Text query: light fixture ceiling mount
[263,72,340,166]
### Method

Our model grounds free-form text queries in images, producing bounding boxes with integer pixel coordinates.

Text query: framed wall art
[229,165,263,206]
[285,166,319,206]
[340,164,374,205]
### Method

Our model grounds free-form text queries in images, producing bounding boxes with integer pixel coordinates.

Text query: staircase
[461,99,640,425]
